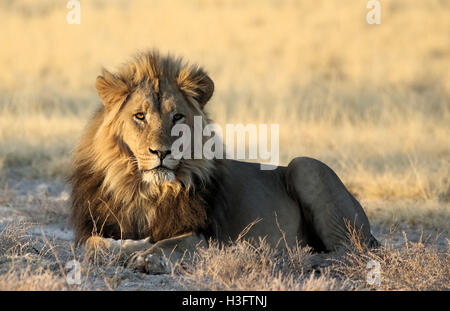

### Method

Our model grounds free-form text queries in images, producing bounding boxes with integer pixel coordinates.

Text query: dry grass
[0,221,134,291]
[177,229,449,291]
[0,222,37,257]
[0,266,67,291]
[0,221,448,291]
[0,0,448,203]
[0,0,448,290]
[0,180,69,226]
[178,238,351,291]
[363,199,450,232]
[20,196,69,226]
[0,184,15,206]
[334,231,450,290]
[0,222,67,290]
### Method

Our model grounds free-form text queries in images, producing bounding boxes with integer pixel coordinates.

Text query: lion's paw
[127,250,169,275]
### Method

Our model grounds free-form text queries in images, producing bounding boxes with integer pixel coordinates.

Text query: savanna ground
[0,0,449,290]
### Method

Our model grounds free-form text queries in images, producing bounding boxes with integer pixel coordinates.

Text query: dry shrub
[178,237,353,291]
[0,222,85,291]
[0,222,34,256]
[0,223,135,291]
[178,223,449,291]
[333,231,450,291]
[0,222,69,291]
[0,266,67,291]
[83,235,127,267]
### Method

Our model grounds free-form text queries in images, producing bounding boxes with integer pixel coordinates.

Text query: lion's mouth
[141,165,173,173]
[141,166,176,184]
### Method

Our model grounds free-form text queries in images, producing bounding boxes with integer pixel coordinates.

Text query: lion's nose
[149,148,171,160]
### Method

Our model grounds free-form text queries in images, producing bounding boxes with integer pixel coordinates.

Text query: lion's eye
[173,113,184,122]
[134,112,146,121]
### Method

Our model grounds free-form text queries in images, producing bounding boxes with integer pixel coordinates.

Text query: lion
[69,50,378,273]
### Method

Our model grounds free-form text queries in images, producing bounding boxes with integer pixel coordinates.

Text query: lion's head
[95,51,215,186]
[70,51,217,244]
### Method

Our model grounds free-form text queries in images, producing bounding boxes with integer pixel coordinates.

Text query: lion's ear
[192,73,214,107]
[177,67,214,108]
[95,69,129,110]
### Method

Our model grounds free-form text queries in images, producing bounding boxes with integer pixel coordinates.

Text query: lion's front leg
[127,232,206,274]
[85,236,153,263]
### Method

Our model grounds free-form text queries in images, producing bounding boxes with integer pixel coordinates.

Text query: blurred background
[0,0,449,229]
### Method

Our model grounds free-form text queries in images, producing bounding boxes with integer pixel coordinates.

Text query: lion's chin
[142,168,176,185]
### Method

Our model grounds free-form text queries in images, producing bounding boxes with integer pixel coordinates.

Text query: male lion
[69,51,378,273]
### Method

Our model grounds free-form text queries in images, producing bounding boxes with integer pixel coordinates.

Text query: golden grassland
[1,0,448,229]
[0,0,449,290]
[0,220,448,291]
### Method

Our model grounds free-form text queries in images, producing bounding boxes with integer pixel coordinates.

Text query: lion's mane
[69,52,219,245]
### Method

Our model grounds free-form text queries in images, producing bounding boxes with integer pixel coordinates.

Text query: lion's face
[118,85,198,185]
[94,54,214,186]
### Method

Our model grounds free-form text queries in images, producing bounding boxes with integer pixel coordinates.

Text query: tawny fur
[70,51,378,264]
[69,51,215,245]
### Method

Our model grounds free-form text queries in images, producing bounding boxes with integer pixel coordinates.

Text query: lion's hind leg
[286,157,378,253]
